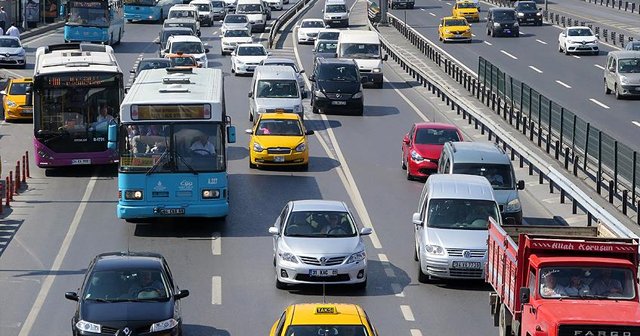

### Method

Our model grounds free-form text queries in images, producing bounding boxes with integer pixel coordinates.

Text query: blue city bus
[110,67,236,220]
[124,0,182,22]
[64,0,125,45]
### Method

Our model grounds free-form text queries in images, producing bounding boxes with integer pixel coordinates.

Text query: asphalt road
[390,0,640,153]
[0,1,592,335]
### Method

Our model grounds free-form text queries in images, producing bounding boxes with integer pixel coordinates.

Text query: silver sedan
[269,200,372,289]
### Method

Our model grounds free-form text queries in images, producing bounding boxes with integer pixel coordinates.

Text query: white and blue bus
[124,0,182,22]
[110,67,236,220]
[64,0,125,44]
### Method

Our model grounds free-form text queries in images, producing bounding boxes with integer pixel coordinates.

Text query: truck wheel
[499,304,513,336]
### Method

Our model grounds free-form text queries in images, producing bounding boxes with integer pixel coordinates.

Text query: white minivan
[189,0,215,26]
[337,30,388,88]
[248,66,306,123]
[236,0,267,32]
[323,0,349,28]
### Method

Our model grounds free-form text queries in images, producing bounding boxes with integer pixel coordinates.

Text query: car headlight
[279,252,298,263]
[620,76,629,84]
[202,189,220,199]
[6,100,17,107]
[149,318,178,332]
[517,12,524,17]
[314,89,326,98]
[75,320,101,333]
[293,104,303,113]
[411,150,428,162]
[124,190,143,200]
[425,245,445,255]
[346,250,366,264]
[17,50,25,56]
[372,68,381,73]
[352,91,363,99]
[505,198,521,212]
[536,12,542,16]
[253,142,263,152]
[295,143,306,152]
[493,22,500,27]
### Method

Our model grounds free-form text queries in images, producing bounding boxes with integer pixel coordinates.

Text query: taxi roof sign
[316,306,337,314]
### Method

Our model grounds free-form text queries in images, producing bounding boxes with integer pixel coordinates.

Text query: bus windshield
[124,0,156,5]
[120,123,225,173]
[67,1,110,27]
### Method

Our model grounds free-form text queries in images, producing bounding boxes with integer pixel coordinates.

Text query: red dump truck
[486,217,640,336]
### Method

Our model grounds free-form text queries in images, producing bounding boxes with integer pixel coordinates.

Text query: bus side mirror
[519,287,530,304]
[107,123,118,151]
[227,125,236,143]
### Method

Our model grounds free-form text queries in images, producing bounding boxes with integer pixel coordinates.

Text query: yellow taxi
[2,77,33,121]
[246,112,313,169]
[452,1,479,22]
[438,16,472,43]
[269,303,378,336]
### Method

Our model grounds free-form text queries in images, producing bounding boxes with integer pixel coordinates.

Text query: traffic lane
[546,0,640,36]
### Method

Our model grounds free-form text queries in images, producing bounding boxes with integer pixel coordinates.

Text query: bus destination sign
[45,74,116,87]
[133,104,209,120]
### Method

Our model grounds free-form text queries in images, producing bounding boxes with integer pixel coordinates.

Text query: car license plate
[71,159,91,165]
[332,101,347,105]
[333,20,341,23]
[452,261,482,269]
[504,30,511,33]
[455,34,462,37]
[160,208,185,215]
[310,269,338,277]
[22,109,33,114]
[527,18,534,21]
[274,156,285,162]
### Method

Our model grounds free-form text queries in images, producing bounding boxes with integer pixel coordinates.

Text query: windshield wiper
[173,134,198,175]
[146,137,171,175]
[38,129,69,144]
[87,298,114,303]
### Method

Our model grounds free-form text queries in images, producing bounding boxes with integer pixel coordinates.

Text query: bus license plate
[274,156,285,162]
[452,261,481,269]
[71,159,91,165]
[160,208,185,215]
[310,269,338,277]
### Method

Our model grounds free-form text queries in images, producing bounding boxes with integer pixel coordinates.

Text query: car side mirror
[609,66,616,72]
[205,48,210,53]
[299,69,305,74]
[595,33,599,38]
[174,289,190,300]
[383,54,388,61]
[469,23,472,27]
[231,51,236,56]
[439,24,442,27]
[517,180,525,190]
[65,292,79,301]
[154,39,160,44]
[309,75,315,82]
[0,90,6,95]
[305,129,314,135]
[360,227,373,235]
[403,134,410,144]
[268,226,279,235]
[245,128,253,134]
[267,51,272,56]
[519,287,530,305]
[560,33,565,37]
[248,92,252,98]
[412,212,422,227]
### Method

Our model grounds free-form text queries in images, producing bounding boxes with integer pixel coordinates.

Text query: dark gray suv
[514,1,542,26]
[486,8,519,37]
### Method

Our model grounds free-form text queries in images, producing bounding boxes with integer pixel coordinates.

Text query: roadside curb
[21,22,65,41]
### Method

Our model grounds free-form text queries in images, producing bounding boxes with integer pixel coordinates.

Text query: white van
[236,0,267,32]
[323,0,349,28]
[337,30,388,88]
[168,4,201,35]
[413,174,500,282]
[248,66,306,123]
[189,0,215,26]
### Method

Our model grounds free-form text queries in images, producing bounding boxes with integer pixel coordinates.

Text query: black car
[131,58,173,81]
[513,1,542,26]
[486,8,519,37]
[310,58,364,116]
[65,252,189,336]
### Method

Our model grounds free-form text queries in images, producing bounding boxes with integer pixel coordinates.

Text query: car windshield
[326,4,347,12]
[255,118,302,135]
[171,41,204,54]
[83,270,170,302]
[226,15,247,23]
[169,10,196,19]
[9,83,31,95]
[618,58,640,73]
[626,42,640,51]
[567,28,593,37]
[256,80,299,98]
[237,46,266,55]
[284,211,357,237]
[318,64,359,81]
[302,20,324,28]
[237,4,261,12]
[224,29,251,37]
[457,2,475,8]
[414,128,460,145]
[162,30,193,43]
[339,43,380,58]
[517,2,536,10]
[212,1,225,6]
[284,326,369,336]
[138,60,172,71]
[452,163,514,189]
[0,38,20,48]
[194,4,210,11]
[318,31,340,40]
[427,199,499,230]
[315,41,338,53]
[445,19,467,26]
[164,21,196,32]
[539,267,636,300]
[494,11,515,20]
[171,57,197,67]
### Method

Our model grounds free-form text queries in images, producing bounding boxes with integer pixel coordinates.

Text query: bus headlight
[124,190,144,200]
[202,189,220,199]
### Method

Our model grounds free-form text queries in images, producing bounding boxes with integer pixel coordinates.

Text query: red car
[401,123,463,180]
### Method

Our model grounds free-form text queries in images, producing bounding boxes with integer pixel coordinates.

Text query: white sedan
[231,43,270,75]
[297,19,326,44]
[558,26,599,55]
[220,28,253,55]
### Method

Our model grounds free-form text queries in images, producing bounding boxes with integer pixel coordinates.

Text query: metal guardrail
[267,0,317,49]
[583,0,640,14]
[373,13,638,238]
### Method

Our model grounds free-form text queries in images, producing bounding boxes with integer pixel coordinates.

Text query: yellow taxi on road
[2,77,33,121]
[438,16,472,43]
[452,1,479,22]
[246,111,314,170]
[269,303,378,336]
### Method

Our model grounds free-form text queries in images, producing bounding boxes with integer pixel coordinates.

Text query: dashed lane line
[555,80,572,89]
[211,232,221,255]
[378,253,389,262]
[429,12,436,16]
[528,65,543,73]
[572,55,581,59]
[483,41,493,46]
[500,50,518,60]
[400,305,415,321]
[211,276,222,305]
[589,98,610,109]
[594,64,605,70]
[535,39,547,45]
[632,121,640,128]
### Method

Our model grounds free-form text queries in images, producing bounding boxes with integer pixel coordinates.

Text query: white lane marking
[378,253,389,262]
[589,98,610,109]
[555,80,572,89]
[401,305,415,321]
[411,330,423,336]
[292,29,382,249]
[211,232,221,255]
[500,50,518,60]
[445,2,452,5]
[211,276,222,305]
[18,176,98,336]
[528,65,543,73]
[420,8,425,11]
[429,12,436,17]
[391,283,405,297]
[213,31,218,35]
[594,64,605,70]
[483,41,493,46]
[572,55,581,59]
[535,39,547,45]
[471,34,476,37]
[632,121,640,128]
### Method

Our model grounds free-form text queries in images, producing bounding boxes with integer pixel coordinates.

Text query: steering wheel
[192,148,212,156]
[137,287,161,295]
[326,226,346,235]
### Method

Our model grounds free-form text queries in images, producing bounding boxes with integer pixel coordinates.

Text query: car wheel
[487,27,491,36]
[353,279,367,290]
[249,161,257,169]
[604,80,611,94]
[489,28,494,37]
[417,254,430,283]
[401,152,407,170]
[614,84,622,100]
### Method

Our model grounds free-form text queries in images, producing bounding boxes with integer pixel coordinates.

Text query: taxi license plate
[310,269,338,277]
[273,156,285,162]
[22,109,33,114]
[160,208,185,215]
[71,159,91,165]
[452,261,482,269]
[332,101,347,105]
